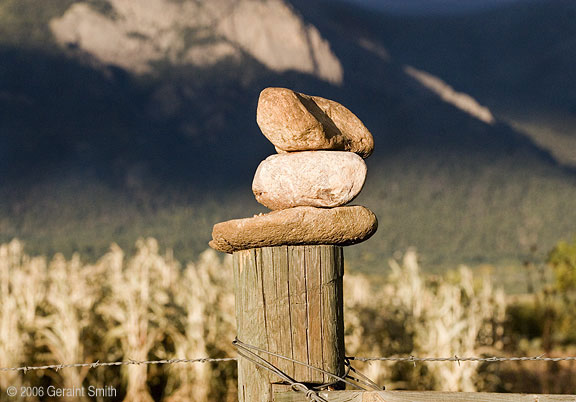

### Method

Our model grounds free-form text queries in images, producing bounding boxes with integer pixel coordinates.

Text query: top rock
[256,87,374,158]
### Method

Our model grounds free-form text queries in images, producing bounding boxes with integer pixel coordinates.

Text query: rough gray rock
[209,205,378,253]
[50,0,342,83]
[252,151,367,210]
[256,88,374,158]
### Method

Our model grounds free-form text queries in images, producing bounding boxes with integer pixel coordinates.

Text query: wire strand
[3,354,576,374]
[0,357,237,373]
[348,355,576,363]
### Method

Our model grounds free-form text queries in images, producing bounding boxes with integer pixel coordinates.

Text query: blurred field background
[2,238,575,400]
[1,0,576,398]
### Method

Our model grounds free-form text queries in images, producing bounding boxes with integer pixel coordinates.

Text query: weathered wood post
[233,245,345,401]
[209,87,377,402]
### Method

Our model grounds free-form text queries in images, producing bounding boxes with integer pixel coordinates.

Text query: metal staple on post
[233,339,382,392]
[233,339,330,402]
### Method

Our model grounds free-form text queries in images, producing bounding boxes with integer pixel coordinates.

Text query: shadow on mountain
[1,6,570,192]
[289,0,569,169]
[304,0,576,167]
[1,0,575,268]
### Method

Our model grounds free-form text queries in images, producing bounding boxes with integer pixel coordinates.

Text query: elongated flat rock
[253,151,367,210]
[209,206,378,254]
[256,87,374,158]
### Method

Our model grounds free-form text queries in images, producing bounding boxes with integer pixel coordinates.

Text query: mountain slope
[338,0,576,167]
[0,0,575,273]
[49,0,343,83]
[289,0,576,269]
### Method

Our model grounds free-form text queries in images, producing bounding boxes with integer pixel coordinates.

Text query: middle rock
[253,151,367,210]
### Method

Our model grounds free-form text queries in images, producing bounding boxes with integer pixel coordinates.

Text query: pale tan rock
[256,88,374,158]
[209,206,378,253]
[253,151,366,210]
[50,0,342,83]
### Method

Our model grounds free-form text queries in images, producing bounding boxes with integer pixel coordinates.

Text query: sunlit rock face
[50,0,343,84]
[404,66,495,124]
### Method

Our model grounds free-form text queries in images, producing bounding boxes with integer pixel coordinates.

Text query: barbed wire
[2,354,575,374]
[0,357,237,374]
[349,355,576,363]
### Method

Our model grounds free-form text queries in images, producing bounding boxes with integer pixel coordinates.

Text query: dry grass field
[2,239,573,400]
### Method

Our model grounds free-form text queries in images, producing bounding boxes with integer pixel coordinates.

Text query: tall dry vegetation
[345,249,506,391]
[1,239,509,400]
[0,239,236,401]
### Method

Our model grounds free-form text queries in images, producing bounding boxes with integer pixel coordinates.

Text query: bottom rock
[209,205,378,254]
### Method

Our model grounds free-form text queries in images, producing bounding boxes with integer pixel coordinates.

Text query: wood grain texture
[274,391,576,402]
[289,246,309,380]
[321,246,346,383]
[234,248,270,402]
[234,245,345,402]
[306,246,325,383]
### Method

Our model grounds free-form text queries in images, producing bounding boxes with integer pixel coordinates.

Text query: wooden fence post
[233,245,346,402]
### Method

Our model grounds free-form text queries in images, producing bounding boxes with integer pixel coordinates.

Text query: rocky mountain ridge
[50,0,342,83]
[1,0,575,268]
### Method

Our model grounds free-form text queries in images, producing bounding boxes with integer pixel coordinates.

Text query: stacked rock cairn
[209,87,377,253]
